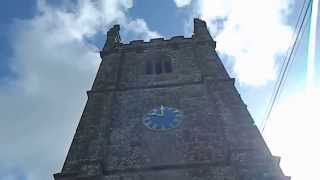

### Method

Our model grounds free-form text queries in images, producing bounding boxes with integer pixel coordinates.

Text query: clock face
[143,106,183,130]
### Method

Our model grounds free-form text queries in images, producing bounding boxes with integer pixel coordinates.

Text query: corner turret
[103,24,121,51]
[193,18,213,42]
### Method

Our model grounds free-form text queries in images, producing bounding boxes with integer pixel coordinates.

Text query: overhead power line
[261,0,313,132]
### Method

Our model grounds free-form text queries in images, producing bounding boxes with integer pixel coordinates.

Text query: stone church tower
[54,19,289,180]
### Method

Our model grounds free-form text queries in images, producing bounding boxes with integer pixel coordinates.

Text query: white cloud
[174,0,193,7]
[263,87,320,180]
[124,18,160,40]
[191,0,293,86]
[0,0,159,180]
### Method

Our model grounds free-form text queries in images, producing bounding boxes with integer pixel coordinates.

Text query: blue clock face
[143,106,183,130]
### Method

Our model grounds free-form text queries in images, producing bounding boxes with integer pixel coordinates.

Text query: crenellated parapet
[100,36,196,57]
[100,18,216,58]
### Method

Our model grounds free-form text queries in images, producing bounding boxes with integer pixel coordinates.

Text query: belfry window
[146,61,153,74]
[164,59,172,73]
[145,55,173,75]
[155,60,163,74]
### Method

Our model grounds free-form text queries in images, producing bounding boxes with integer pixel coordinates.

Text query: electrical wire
[261,0,313,132]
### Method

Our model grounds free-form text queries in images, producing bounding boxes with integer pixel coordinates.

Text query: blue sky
[0,0,319,180]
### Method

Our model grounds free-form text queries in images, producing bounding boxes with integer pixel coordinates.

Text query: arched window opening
[164,59,172,73]
[146,61,153,74]
[155,60,162,74]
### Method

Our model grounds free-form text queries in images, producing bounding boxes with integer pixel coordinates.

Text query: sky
[0,0,319,180]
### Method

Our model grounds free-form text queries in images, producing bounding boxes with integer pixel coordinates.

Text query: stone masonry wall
[54,19,290,180]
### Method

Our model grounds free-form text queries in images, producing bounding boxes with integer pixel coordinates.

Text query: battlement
[128,36,192,44]
[128,40,143,45]
[120,35,193,49]
[100,35,213,57]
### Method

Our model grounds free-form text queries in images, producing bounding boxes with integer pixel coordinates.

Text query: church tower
[54,19,289,180]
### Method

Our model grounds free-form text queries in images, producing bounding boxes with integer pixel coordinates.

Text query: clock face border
[142,106,184,131]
